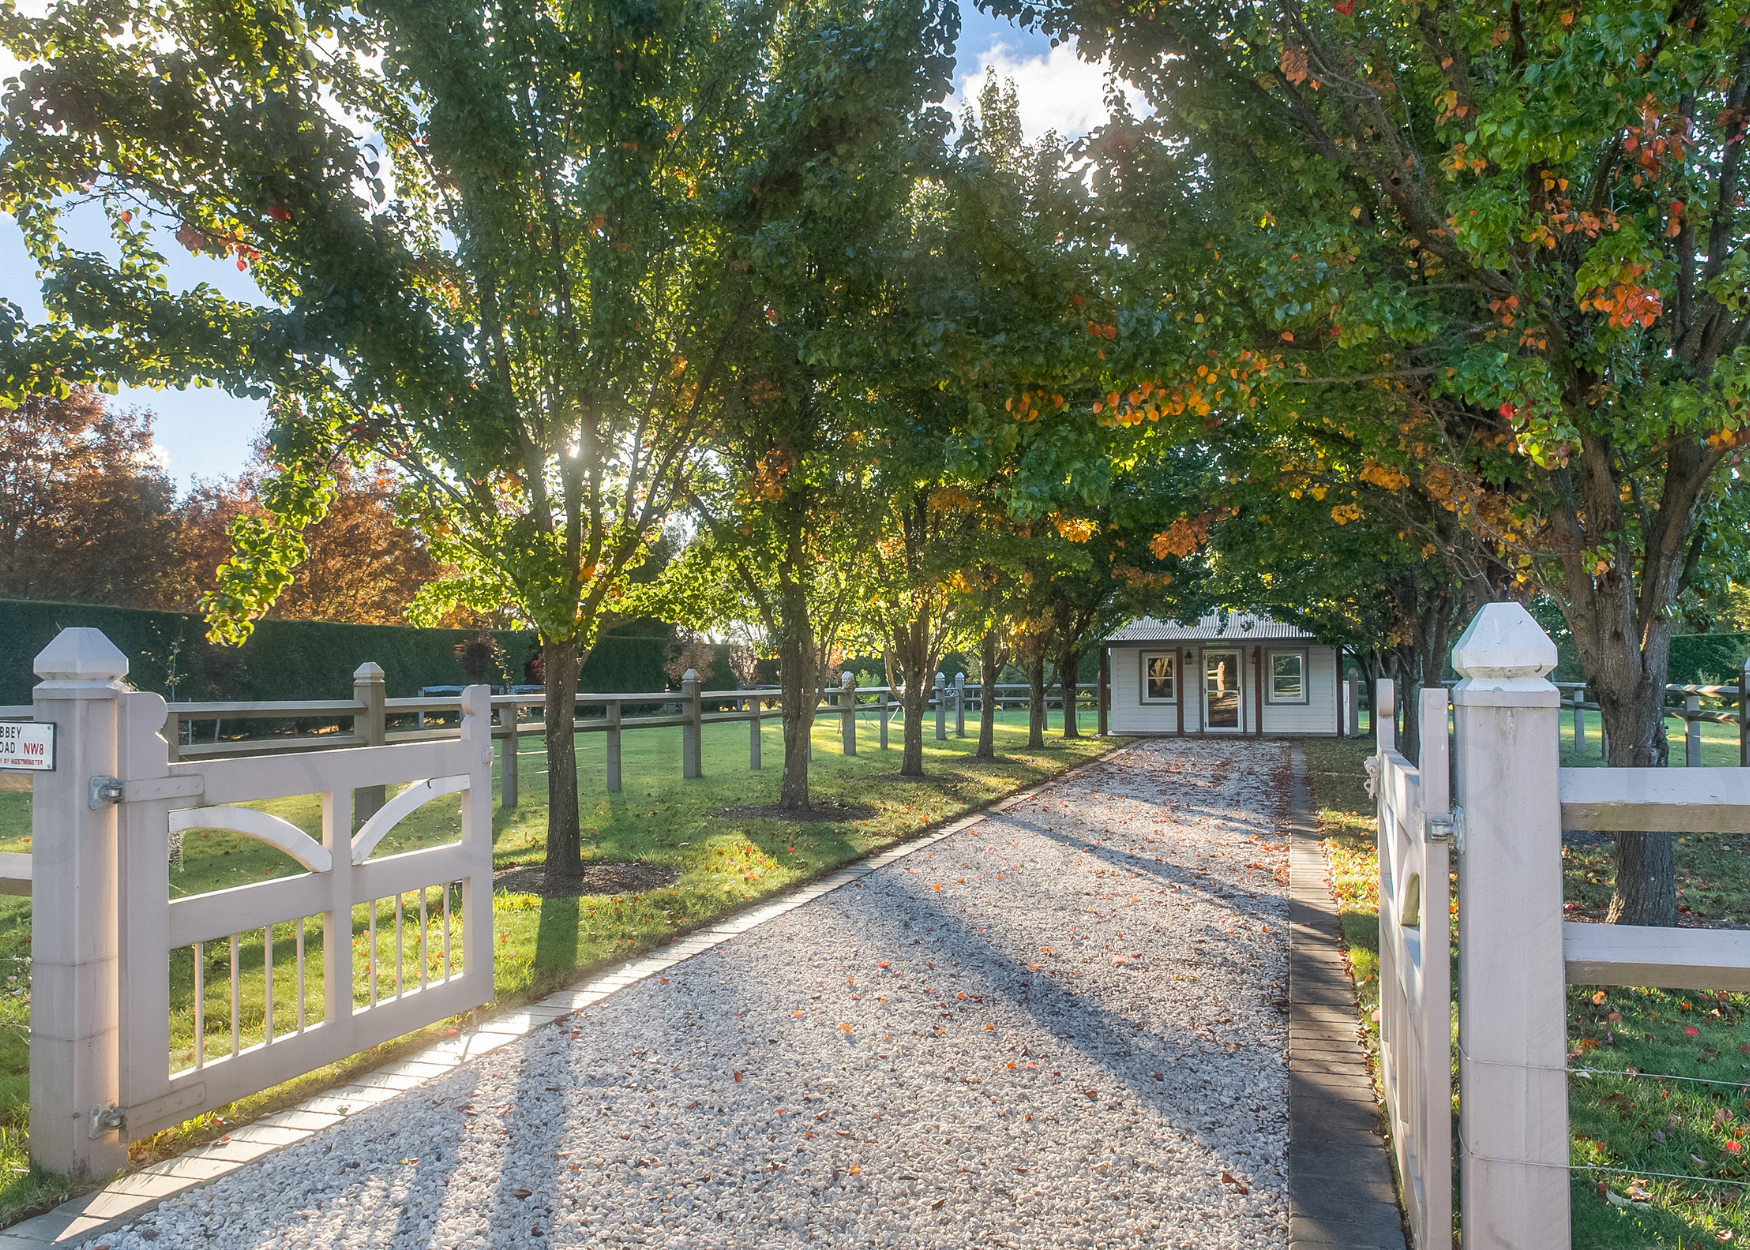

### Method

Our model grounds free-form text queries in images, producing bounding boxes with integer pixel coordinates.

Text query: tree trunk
[975,629,1000,761]
[1596,639,1677,927]
[1058,643,1082,738]
[1392,650,1419,764]
[1548,433,1720,926]
[1026,653,1047,747]
[900,676,928,776]
[542,636,582,888]
[776,580,814,811]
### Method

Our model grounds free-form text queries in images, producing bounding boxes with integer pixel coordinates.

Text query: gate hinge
[88,776,124,809]
[1425,805,1463,852]
[88,1104,126,1138]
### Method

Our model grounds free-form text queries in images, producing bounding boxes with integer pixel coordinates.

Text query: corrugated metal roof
[1106,612,1316,642]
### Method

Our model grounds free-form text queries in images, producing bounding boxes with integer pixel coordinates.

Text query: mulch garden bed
[714,800,878,822]
[492,860,680,897]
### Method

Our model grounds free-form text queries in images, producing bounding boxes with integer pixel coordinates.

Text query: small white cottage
[1100,612,1349,737]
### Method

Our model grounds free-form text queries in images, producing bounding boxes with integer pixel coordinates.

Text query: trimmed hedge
[1670,632,1750,686]
[0,599,685,704]
[1546,631,1748,688]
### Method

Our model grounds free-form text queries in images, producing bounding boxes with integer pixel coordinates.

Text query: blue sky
[1,5,1107,488]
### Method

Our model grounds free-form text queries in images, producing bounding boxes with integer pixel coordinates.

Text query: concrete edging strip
[0,749,1117,1248]
[1287,743,1409,1250]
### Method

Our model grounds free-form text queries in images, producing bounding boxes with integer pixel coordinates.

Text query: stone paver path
[73,739,1303,1250]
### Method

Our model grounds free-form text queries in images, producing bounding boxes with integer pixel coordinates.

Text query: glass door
[1204,650,1241,730]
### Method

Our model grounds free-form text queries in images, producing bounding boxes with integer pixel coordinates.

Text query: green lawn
[1306,737,1750,1247]
[1559,706,1744,770]
[0,708,1117,1226]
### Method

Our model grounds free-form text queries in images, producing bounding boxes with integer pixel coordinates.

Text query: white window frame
[1267,648,1309,704]
[1139,651,1177,703]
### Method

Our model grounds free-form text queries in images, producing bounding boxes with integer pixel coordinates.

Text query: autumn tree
[988,0,1750,924]
[166,457,461,625]
[856,466,980,778]
[1,0,953,883]
[0,388,179,607]
[664,0,958,810]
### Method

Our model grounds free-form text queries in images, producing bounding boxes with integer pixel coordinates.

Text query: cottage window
[1269,650,1308,703]
[1142,653,1176,702]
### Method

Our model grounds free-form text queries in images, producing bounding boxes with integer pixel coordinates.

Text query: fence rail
[120,672,1098,805]
[1375,604,1750,1248]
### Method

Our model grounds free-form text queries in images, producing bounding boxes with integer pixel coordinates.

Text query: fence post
[28,628,130,1177]
[840,672,857,755]
[351,661,387,833]
[1097,651,1109,736]
[934,672,946,741]
[1450,601,1568,1250]
[606,698,623,793]
[1685,693,1702,767]
[1741,657,1749,768]
[748,693,761,771]
[498,701,518,810]
[1573,688,1585,755]
[682,670,702,779]
[879,689,889,750]
[953,673,966,738]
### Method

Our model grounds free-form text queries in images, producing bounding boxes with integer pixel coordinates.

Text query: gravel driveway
[84,738,1293,1250]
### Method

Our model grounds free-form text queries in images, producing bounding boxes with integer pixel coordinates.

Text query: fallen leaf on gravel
[1219,1172,1249,1194]
[1084,1089,1099,1099]
[840,1023,853,1033]
[1091,1161,1108,1170]
[513,1188,532,1198]
[849,1164,861,1175]
[930,1198,946,1211]
[733,1072,743,1082]
[1152,1072,1164,1081]
[878,962,889,968]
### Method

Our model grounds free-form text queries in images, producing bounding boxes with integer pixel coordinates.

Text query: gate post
[351,662,387,832]
[840,673,857,756]
[954,673,966,738]
[934,672,946,741]
[1450,602,1568,1250]
[1685,694,1702,767]
[28,628,130,1177]
[681,670,702,779]
[879,689,889,750]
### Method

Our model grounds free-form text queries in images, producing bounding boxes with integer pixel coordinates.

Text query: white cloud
[955,37,1148,142]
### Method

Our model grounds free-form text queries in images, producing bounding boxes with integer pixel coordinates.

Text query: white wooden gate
[1372,679,1453,1249]
[110,683,495,1140]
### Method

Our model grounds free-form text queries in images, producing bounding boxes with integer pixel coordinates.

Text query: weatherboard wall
[1105,641,1341,736]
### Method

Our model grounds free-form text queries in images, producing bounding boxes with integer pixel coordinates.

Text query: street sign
[0,722,55,772]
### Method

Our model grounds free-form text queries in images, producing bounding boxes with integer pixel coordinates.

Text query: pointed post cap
[841,671,855,688]
[1452,601,1557,691]
[935,671,946,687]
[681,668,698,685]
[353,661,386,683]
[34,627,129,691]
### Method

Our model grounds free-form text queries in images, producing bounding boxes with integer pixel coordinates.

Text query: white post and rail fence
[1369,602,1750,1248]
[0,628,1104,1178]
